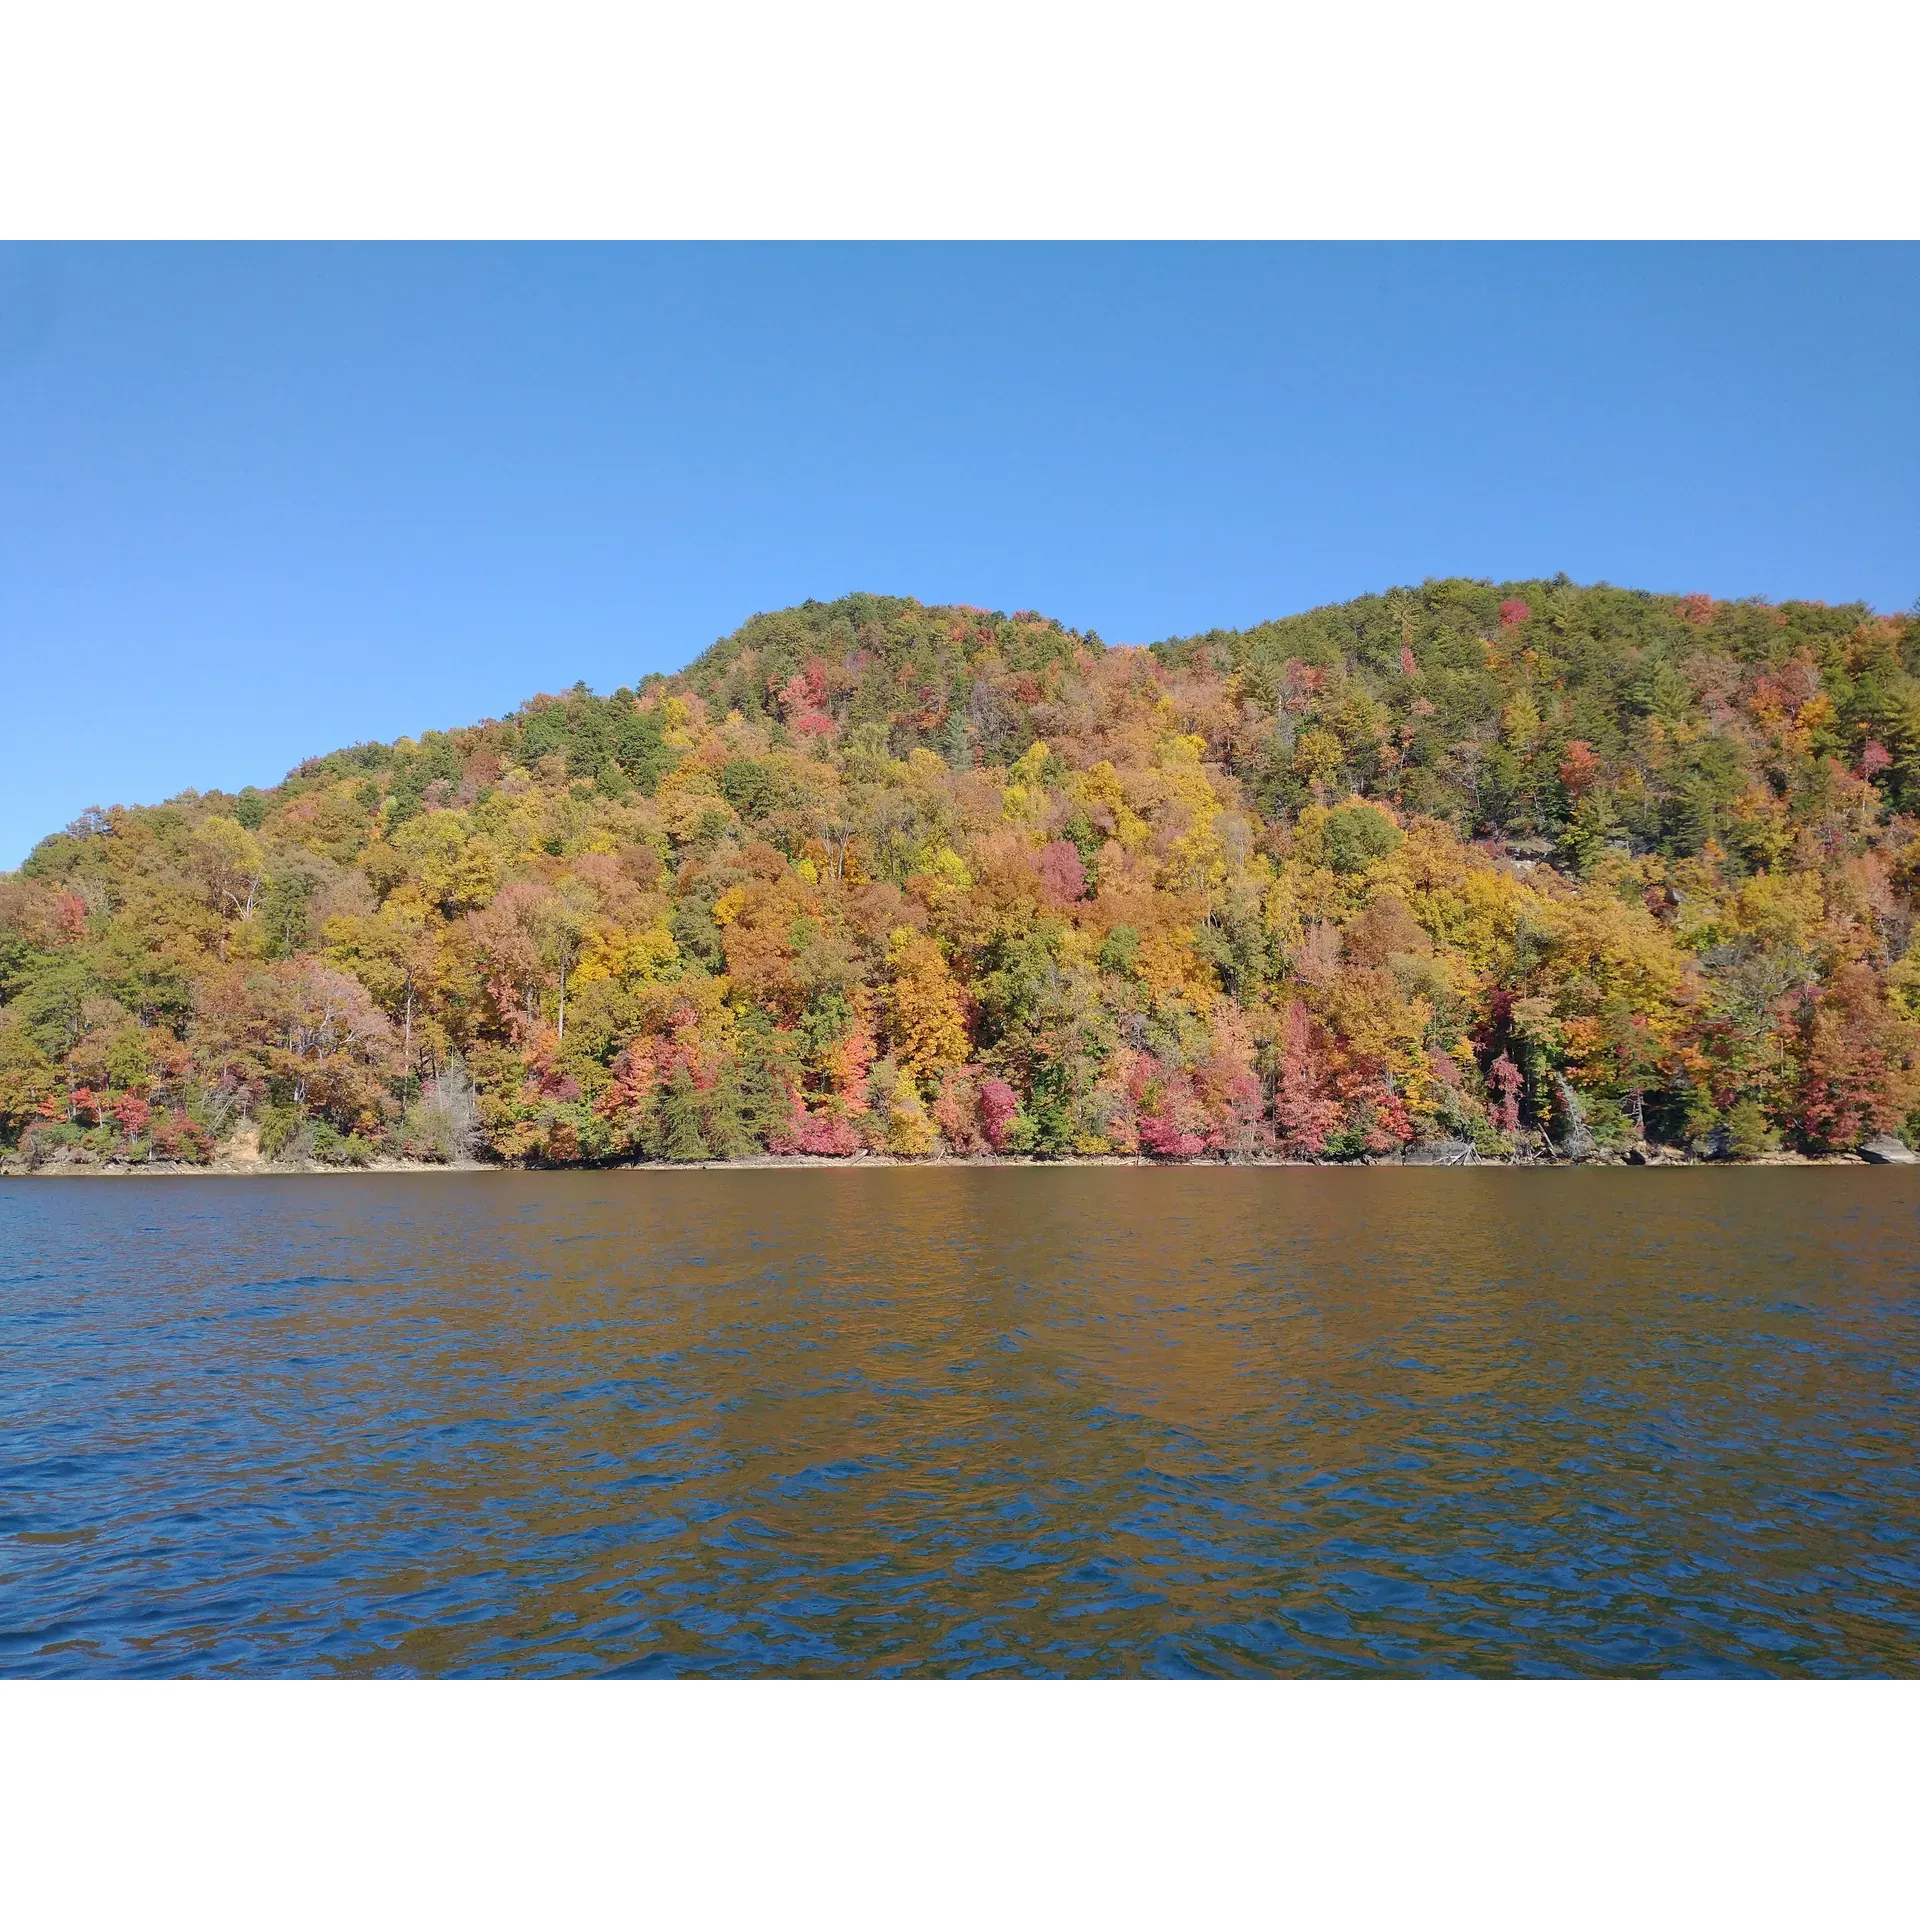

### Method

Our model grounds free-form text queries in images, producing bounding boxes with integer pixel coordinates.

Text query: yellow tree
[882,929,970,1082]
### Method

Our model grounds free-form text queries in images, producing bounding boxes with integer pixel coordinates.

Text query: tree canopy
[6,579,1919,1168]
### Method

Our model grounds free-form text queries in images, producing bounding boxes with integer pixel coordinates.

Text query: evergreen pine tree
[653,1064,709,1162]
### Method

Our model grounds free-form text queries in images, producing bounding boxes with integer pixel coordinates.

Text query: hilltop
[4,578,1919,1170]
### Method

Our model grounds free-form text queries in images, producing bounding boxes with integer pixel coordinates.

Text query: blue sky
[2,242,1915,868]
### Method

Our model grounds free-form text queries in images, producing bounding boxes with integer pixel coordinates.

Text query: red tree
[1271,1001,1340,1156]
[1787,965,1913,1151]
[1488,1054,1524,1134]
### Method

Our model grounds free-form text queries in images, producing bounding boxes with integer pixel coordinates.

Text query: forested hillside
[6,578,1919,1169]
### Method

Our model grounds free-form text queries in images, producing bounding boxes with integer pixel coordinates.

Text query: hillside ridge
[5,577,1918,1170]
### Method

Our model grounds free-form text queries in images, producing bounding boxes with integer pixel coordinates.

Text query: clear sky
[2,242,1915,868]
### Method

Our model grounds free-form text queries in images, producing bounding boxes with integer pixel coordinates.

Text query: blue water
[3,1168,1917,1675]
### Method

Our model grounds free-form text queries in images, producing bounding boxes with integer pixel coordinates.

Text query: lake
[3,1168,1917,1676]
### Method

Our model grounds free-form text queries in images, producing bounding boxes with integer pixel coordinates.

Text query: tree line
[4,578,1918,1168]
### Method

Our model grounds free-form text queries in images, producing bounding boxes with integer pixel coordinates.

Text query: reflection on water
[2,1168,1917,1676]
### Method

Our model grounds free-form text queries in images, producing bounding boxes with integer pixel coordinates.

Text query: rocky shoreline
[8,1140,1917,1176]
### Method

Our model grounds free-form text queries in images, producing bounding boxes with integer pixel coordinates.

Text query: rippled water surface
[4,1168,1919,1676]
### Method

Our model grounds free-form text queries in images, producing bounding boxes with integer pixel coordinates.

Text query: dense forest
[5,577,1920,1170]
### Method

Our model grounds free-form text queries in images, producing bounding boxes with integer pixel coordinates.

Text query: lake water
[3,1168,1917,1677]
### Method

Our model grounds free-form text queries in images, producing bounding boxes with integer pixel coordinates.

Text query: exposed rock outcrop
[1858,1135,1919,1165]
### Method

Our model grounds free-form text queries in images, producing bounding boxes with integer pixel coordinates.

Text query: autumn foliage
[5,578,1920,1168]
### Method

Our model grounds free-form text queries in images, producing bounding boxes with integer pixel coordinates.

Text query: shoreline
[4,1149,1904,1177]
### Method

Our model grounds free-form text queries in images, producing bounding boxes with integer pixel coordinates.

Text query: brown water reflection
[2,1168,1917,1675]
